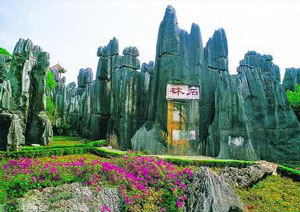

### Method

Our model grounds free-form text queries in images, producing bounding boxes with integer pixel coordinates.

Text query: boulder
[184,167,244,212]
[0,113,25,151]
[131,123,167,154]
[17,183,124,212]
[219,162,275,188]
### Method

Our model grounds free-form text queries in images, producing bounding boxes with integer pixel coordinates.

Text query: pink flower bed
[1,155,194,211]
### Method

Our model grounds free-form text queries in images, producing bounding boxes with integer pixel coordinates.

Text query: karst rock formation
[1,6,300,161]
[0,39,53,150]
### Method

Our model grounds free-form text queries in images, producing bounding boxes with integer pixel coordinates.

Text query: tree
[0,47,11,56]
[46,70,57,124]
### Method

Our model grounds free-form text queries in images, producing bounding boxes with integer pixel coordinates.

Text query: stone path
[103,147,227,161]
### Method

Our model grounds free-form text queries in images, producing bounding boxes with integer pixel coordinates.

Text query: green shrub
[56,122,71,136]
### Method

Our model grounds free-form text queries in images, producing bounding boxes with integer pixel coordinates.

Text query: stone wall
[0,39,53,150]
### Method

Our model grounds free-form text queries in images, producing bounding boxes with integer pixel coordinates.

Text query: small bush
[56,122,71,136]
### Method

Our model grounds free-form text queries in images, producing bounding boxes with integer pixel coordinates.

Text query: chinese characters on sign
[166,84,200,100]
[172,130,196,141]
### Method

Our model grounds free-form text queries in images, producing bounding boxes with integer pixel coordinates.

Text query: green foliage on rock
[0,47,11,56]
[286,84,300,121]
[287,84,300,107]
[46,70,57,92]
[46,96,55,114]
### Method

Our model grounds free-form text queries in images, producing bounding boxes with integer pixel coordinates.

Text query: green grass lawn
[50,136,83,146]
[236,175,300,212]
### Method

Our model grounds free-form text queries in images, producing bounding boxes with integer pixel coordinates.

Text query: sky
[0,0,300,84]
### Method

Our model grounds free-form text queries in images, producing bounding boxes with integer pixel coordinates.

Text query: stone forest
[0,5,300,212]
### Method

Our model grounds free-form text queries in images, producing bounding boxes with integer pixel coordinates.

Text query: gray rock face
[0,54,11,83]
[26,51,53,145]
[184,167,244,212]
[50,5,300,162]
[204,28,228,72]
[139,61,154,120]
[282,68,300,91]
[132,5,217,155]
[0,38,53,150]
[59,41,145,147]
[131,123,167,154]
[108,46,141,149]
[208,53,300,161]
[78,68,93,88]
[239,51,281,83]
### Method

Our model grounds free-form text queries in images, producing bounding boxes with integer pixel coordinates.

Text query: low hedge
[22,144,87,150]
[277,165,300,181]
[90,147,127,157]
[163,157,255,168]
[0,139,109,159]
[0,147,93,159]
[86,140,108,147]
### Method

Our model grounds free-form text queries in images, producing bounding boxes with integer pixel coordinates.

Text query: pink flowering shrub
[0,155,193,211]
